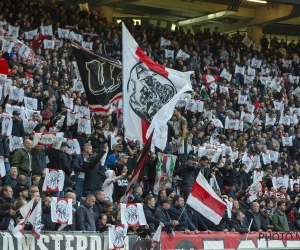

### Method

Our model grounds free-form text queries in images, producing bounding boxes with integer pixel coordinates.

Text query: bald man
[245,202,264,232]
[11,139,33,185]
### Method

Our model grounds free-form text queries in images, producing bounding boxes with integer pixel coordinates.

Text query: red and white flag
[248,176,263,202]
[77,118,91,134]
[122,23,192,148]
[51,197,73,225]
[62,95,74,110]
[63,138,81,155]
[108,224,128,249]
[12,199,34,240]
[120,203,147,227]
[32,132,64,149]
[120,131,153,203]
[150,225,162,250]
[9,136,23,152]
[23,118,38,134]
[67,111,77,126]
[187,172,226,225]
[42,168,65,192]
[28,199,42,239]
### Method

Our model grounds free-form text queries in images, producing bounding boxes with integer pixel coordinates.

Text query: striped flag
[122,22,192,148]
[187,172,226,225]
[153,153,176,195]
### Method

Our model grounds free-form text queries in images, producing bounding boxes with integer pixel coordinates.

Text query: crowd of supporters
[0,0,299,236]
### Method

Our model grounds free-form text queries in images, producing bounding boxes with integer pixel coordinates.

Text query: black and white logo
[86,60,121,95]
[127,62,176,122]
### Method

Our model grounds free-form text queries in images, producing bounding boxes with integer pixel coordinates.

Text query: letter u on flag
[187,172,227,225]
[122,23,193,148]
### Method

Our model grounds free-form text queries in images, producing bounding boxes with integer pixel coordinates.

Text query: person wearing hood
[11,139,33,185]
[76,194,97,231]
[102,169,125,202]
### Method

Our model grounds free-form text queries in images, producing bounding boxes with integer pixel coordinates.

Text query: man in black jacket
[93,190,105,217]
[180,155,199,201]
[154,199,178,237]
[47,142,73,194]
[76,194,97,231]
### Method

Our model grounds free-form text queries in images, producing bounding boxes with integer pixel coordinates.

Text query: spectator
[93,190,106,217]
[2,167,18,187]
[272,201,292,232]
[0,185,15,204]
[154,198,177,236]
[11,139,33,184]
[96,213,112,232]
[245,202,264,232]
[76,194,97,231]
[230,210,250,233]
[102,170,125,202]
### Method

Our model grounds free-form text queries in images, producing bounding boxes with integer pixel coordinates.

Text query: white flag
[160,37,171,47]
[73,80,85,93]
[51,197,73,224]
[63,138,81,155]
[40,25,53,36]
[150,225,162,250]
[9,136,23,152]
[9,87,24,102]
[23,119,38,134]
[43,39,55,49]
[120,203,147,227]
[164,49,174,59]
[23,97,38,110]
[108,224,128,249]
[42,168,65,192]
[62,95,74,110]
[12,199,34,241]
[25,29,38,40]
[2,117,12,136]
[122,23,192,149]
[28,199,42,239]
[8,25,19,37]
[77,118,91,134]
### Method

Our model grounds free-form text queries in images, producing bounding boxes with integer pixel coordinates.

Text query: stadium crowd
[0,0,299,237]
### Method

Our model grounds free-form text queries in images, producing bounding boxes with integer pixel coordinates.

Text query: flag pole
[246,218,253,241]
[172,204,186,231]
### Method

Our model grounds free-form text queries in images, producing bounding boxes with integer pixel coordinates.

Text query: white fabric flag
[160,37,171,46]
[282,136,293,147]
[9,136,23,152]
[57,28,70,38]
[120,203,147,227]
[242,36,253,48]
[23,97,38,110]
[2,117,12,136]
[32,132,64,149]
[220,68,232,82]
[150,225,162,250]
[1,38,10,51]
[74,105,90,118]
[62,95,74,110]
[23,119,38,134]
[9,87,24,102]
[248,177,263,202]
[238,93,247,104]
[63,138,81,156]
[122,23,193,149]
[164,49,174,59]
[43,39,55,49]
[12,199,34,241]
[51,197,73,225]
[251,58,262,68]
[66,111,77,127]
[73,80,85,93]
[108,224,128,250]
[42,168,65,192]
[176,49,190,60]
[25,29,38,40]
[272,175,289,190]
[40,25,53,36]
[77,118,91,134]
[0,158,5,178]
[235,65,245,75]
[28,199,42,240]
[187,171,227,225]
[81,41,93,50]
[8,25,19,37]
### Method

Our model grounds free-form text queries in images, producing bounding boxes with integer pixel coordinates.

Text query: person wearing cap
[154,198,178,237]
[11,110,24,138]
[46,141,73,195]
[14,185,28,202]
[165,188,175,203]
